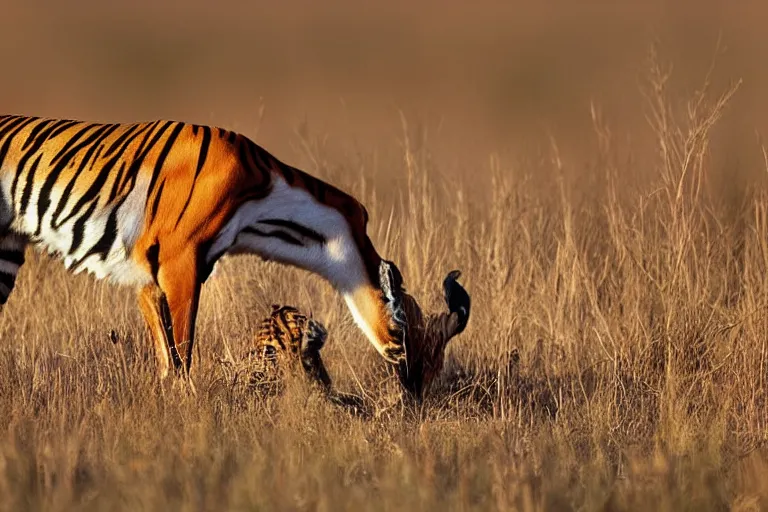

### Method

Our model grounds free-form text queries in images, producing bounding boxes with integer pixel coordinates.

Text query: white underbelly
[12,177,153,288]
[25,220,152,287]
[66,250,151,286]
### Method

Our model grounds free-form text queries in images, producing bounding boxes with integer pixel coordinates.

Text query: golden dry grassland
[2,1,768,510]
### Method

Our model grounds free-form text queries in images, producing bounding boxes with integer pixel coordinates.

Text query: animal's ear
[443,270,470,335]
[271,304,281,312]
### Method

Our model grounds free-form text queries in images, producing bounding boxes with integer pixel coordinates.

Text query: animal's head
[225,161,408,368]
[396,270,471,399]
[309,180,409,368]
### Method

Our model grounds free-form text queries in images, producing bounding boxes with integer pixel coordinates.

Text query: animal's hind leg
[0,186,26,307]
[0,233,28,306]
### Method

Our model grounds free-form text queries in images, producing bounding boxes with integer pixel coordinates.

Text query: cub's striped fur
[0,114,408,379]
[248,304,331,391]
[244,304,369,416]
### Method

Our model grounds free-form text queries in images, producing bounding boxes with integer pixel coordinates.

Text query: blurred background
[4,4,768,508]
[0,0,764,179]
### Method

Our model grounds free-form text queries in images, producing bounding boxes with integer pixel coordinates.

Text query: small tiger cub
[247,304,332,392]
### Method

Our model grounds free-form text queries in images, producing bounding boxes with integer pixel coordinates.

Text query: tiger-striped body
[0,114,408,380]
[0,117,228,292]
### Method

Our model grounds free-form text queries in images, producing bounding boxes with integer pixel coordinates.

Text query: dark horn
[443,269,470,335]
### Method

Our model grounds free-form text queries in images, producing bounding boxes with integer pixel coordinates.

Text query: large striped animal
[0,114,408,379]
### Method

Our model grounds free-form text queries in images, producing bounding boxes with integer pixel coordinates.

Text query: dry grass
[2,48,768,511]
[3,2,768,509]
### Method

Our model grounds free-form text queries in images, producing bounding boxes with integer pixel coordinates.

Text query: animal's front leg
[300,319,333,391]
[156,247,202,377]
[138,283,173,379]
